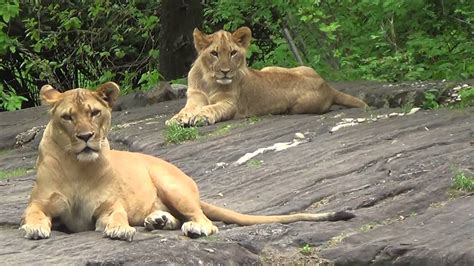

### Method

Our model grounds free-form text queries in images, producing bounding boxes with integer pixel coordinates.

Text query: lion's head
[40,82,119,162]
[193,26,252,85]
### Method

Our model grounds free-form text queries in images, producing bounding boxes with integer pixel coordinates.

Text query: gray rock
[0,80,473,265]
[112,82,187,111]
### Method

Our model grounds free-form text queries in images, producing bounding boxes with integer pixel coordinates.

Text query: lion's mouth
[82,147,97,153]
[76,146,100,162]
[216,78,233,85]
[78,146,98,154]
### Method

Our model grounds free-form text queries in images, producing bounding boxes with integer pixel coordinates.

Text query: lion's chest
[59,187,105,232]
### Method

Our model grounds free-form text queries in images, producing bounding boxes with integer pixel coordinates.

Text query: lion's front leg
[95,202,136,242]
[20,191,68,240]
[20,203,52,240]
[166,90,209,126]
[188,101,236,126]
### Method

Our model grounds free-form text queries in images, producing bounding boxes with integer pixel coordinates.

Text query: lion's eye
[91,109,101,117]
[61,114,72,121]
[230,50,237,57]
[210,50,218,57]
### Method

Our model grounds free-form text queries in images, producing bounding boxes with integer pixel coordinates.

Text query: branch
[281,26,304,65]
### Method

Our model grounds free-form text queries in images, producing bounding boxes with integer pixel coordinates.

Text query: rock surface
[0,80,473,265]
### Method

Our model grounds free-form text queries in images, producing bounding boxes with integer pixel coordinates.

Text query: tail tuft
[329,211,356,221]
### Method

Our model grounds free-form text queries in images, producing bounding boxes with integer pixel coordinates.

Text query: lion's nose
[221,69,230,75]
[76,132,94,142]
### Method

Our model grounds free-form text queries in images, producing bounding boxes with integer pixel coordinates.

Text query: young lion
[20,82,354,241]
[166,26,367,126]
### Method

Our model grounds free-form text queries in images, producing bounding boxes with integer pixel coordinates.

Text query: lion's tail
[332,88,367,109]
[201,201,354,225]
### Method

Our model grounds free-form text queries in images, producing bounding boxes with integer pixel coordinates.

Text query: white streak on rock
[234,139,307,166]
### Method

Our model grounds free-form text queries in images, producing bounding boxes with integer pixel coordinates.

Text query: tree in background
[159,0,202,81]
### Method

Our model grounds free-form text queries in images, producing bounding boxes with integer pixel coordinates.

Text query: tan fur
[20,82,354,241]
[166,26,367,126]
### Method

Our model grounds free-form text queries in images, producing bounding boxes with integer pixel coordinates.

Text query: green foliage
[138,70,163,92]
[452,170,474,192]
[422,90,441,110]
[2,1,473,111]
[300,244,312,255]
[1,0,161,110]
[421,86,474,110]
[204,0,474,81]
[170,77,187,85]
[1,83,28,111]
[0,167,29,180]
[164,123,200,144]
[457,86,474,108]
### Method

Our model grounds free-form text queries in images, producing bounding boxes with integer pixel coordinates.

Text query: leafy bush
[422,91,441,110]
[0,0,160,110]
[204,0,474,81]
[458,86,474,108]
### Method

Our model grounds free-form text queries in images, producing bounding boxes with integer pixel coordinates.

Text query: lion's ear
[232,26,252,48]
[40,85,62,106]
[193,28,212,52]
[96,82,120,108]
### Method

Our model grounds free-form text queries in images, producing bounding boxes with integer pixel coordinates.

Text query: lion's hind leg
[144,210,181,231]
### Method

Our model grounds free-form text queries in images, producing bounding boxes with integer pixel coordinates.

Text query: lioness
[166,26,367,126]
[20,82,354,241]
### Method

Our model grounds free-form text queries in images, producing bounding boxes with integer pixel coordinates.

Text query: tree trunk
[159,0,202,81]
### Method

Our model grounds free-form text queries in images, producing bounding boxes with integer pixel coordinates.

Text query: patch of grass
[163,123,200,144]
[324,231,353,248]
[400,101,414,114]
[299,244,312,255]
[202,235,220,241]
[209,124,233,137]
[359,222,379,232]
[429,201,448,209]
[452,170,474,192]
[246,159,263,168]
[0,149,11,156]
[246,115,261,124]
[0,168,29,180]
[363,106,377,120]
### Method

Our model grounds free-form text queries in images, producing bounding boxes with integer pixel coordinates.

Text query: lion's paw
[144,211,181,231]
[166,112,215,127]
[19,223,51,240]
[103,224,136,242]
[165,112,195,127]
[188,114,215,127]
[181,221,218,238]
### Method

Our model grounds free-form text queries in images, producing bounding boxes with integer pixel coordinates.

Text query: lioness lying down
[20,82,354,241]
[167,26,367,126]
